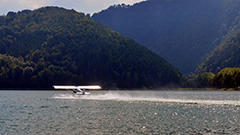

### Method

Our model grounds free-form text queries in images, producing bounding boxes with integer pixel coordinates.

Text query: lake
[0,90,240,134]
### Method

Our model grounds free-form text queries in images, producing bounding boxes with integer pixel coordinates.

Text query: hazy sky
[0,0,144,15]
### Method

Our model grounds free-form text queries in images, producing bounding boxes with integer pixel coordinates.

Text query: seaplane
[53,85,101,95]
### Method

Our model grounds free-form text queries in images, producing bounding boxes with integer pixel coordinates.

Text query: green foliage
[0,7,181,89]
[183,72,215,88]
[196,72,215,88]
[92,0,240,74]
[183,68,240,90]
[212,68,240,88]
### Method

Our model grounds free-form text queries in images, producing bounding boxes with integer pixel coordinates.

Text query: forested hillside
[92,0,240,74]
[196,32,240,74]
[0,7,181,89]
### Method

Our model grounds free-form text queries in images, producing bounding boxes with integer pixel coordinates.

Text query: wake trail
[52,92,240,106]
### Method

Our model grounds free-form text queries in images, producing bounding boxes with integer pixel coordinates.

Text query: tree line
[183,67,240,89]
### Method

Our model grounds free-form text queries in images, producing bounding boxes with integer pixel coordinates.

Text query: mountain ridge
[92,0,240,74]
[0,7,181,89]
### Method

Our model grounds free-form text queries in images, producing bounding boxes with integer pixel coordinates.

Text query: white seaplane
[53,85,101,95]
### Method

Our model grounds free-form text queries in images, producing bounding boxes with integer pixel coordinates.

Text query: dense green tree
[232,72,240,88]
[211,68,240,89]
[195,72,215,88]
[183,72,215,88]
[212,73,224,89]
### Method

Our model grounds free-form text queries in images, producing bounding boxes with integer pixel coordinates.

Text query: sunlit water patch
[1,90,240,134]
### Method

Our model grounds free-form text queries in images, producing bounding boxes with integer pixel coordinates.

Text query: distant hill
[92,0,240,74]
[0,7,181,89]
[196,31,240,74]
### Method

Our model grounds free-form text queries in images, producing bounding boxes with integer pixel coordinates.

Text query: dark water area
[0,90,240,134]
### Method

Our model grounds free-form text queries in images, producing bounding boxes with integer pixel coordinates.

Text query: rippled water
[1,90,240,134]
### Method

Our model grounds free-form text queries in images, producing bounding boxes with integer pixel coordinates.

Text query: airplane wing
[53,85,101,90]
[53,85,78,89]
[77,86,101,89]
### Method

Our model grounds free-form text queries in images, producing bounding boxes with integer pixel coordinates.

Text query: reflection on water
[0,90,240,134]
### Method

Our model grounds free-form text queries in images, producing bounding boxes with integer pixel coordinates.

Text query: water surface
[1,90,240,134]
